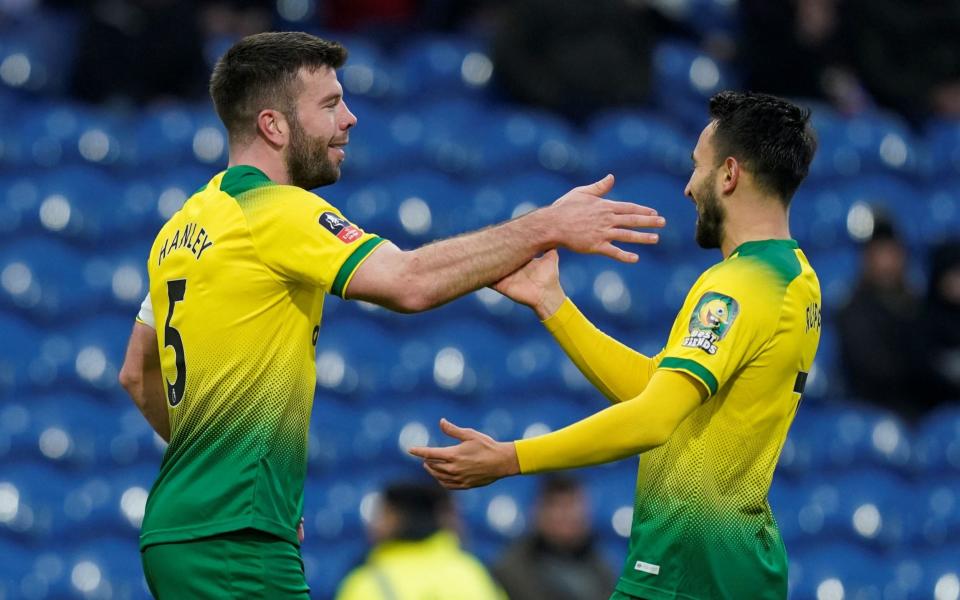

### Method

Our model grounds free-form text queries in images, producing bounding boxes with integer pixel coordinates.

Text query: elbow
[118,365,144,406]
[396,289,434,313]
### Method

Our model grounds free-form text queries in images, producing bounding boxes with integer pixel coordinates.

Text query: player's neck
[227,144,291,186]
[720,195,791,258]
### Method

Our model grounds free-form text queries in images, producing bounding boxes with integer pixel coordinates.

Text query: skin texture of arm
[118,322,171,442]
[344,175,665,312]
[409,370,705,489]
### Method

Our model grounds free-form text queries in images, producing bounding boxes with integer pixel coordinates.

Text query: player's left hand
[408,419,520,490]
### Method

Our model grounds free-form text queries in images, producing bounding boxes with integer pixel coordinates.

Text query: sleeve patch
[681,291,740,355]
[319,212,363,243]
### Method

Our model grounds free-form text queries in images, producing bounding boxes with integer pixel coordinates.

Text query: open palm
[492,249,563,315]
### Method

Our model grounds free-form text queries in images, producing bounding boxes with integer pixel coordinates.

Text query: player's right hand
[547,174,664,263]
[492,249,566,320]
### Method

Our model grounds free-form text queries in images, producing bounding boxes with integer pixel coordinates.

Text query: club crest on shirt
[319,211,363,243]
[682,292,739,355]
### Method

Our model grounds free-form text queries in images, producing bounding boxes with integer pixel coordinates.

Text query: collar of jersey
[730,238,799,258]
[219,165,274,198]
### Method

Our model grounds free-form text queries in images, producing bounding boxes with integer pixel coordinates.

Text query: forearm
[543,298,658,403]
[514,370,703,473]
[126,369,171,442]
[403,210,556,310]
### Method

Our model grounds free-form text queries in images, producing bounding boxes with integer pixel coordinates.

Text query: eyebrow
[319,92,342,105]
[690,152,696,164]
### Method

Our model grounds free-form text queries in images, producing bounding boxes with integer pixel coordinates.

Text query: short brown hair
[708,91,817,205]
[209,32,347,143]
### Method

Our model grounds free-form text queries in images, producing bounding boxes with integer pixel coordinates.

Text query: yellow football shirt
[140,165,385,549]
[617,239,821,600]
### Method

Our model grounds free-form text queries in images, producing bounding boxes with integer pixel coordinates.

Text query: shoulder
[334,566,378,599]
[701,240,803,300]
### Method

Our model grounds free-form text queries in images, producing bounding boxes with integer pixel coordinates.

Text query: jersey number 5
[164,279,188,407]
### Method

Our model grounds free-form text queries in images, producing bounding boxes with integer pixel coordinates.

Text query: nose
[683,180,693,200]
[340,101,357,131]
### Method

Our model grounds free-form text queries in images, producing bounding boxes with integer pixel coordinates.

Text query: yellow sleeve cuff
[541,297,579,331]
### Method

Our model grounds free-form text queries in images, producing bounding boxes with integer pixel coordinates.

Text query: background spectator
[335,481,505,600]
[70,0,208,105]
[493,475,615,600]
[491,0,655,122]
[836,217,933,420]
[924,240,960,403]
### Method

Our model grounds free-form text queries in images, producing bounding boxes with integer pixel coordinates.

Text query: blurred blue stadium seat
[806,247,858,307]
[795,404,912,473]
[910,477,960,549]
[585,111,694,178]
[789,542,884,600]
[914,405,960,475]
[921,183,960,246]
[651,40,736,131]
[133,103,203,168]
[0,236,101,324]
[612,173,693,253]
[418,98,488,176]
[0,9,77,96]
[313,317,403,398]
[916,548,960,600]
[926,118,960,177]
[477,108,581,176]
[338,98,415,178]
[393,35,491,101]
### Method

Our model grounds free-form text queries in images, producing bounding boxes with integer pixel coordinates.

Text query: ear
[721,156,740,194]
[256,109,289,148]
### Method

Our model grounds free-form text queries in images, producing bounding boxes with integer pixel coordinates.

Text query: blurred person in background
[739,0,868,115]
[71,0,209,104]
[493,475,615,600]
[491,0,655,122]
[836,217,933,420]
[741,0,960,121]
[335,481,505,600]
[924,240,960,403]
[841,0,960,121]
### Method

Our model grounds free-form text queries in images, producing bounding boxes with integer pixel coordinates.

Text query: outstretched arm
[118,321,171,442]
[343,175,665,313]
[409,370,704,489]
[493,250,660,403]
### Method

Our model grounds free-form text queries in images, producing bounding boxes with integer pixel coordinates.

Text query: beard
[286,114,341,190]
[694,178,726,249]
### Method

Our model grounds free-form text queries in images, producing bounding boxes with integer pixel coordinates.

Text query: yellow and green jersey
[616,239,821,600]
[140,165,385,550]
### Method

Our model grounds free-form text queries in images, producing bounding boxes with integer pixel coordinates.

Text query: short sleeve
[657,264,779,398]
[137,292,155,328]
[241,186,387,296]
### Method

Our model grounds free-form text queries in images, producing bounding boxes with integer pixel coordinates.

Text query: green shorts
[141,528,309,599]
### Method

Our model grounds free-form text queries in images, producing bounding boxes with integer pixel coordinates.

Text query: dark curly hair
[708,91,817,205]
[209,32,347,144]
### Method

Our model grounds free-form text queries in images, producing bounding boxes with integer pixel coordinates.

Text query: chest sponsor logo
[319,211,363,243]
[682,291,739,355]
